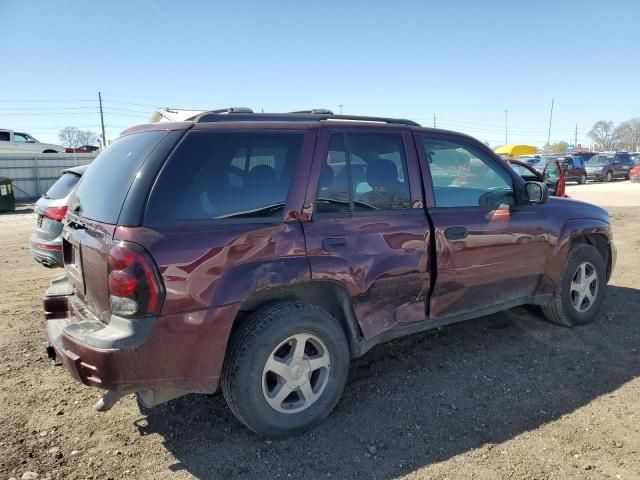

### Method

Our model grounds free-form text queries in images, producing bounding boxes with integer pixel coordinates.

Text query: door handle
[444,227,468,240]
[322,237,347,251]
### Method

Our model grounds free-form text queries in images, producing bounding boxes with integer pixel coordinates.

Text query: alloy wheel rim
[261,333,331,414]
[570,261,598,313]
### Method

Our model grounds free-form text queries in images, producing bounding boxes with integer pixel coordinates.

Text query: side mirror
[525,181,549,204]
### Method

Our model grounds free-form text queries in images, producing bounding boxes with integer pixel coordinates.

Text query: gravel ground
[1,197,639,480]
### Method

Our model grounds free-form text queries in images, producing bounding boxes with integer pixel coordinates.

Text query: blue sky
[1,0,638,147]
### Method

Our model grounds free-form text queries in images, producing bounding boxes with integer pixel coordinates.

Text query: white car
[0,129,64,154]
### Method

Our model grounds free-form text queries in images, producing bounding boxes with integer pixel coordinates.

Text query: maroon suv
[44,109,615,437]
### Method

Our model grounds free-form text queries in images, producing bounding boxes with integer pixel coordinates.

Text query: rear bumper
[44,276,240,394]
[30,234,63,267]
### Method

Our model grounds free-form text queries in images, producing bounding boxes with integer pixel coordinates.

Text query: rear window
[145,131,304,223]
[43,172,81,200]
[68,131,168,223]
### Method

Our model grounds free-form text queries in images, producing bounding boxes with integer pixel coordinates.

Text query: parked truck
[0,129,64,154]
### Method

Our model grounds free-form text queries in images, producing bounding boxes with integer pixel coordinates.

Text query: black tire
[579,174,587,185]
[221,302,350,437]
[625,174,630,180]
[541,243,606,327]
[605,171,612,182]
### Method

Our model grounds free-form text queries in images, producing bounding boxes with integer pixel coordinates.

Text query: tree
[615,118,640,152]
[588,121,619,151]
[543,141,568,154]
[58,127,99,148]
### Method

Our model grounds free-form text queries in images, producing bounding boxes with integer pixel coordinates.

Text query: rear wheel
[222,302,350,437]
[579,174,587,184]
[542,243,606,327]
[605,171,612,182]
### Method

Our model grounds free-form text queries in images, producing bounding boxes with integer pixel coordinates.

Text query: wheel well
[42,150,57,153]
[231,281,363,357]
[572,233,612,280]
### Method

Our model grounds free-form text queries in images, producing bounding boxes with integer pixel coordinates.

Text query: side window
[544,161,560,181]
[0,132,10,142]
[316,132,411,214]
[422,137,514,208]
[14,133,29,143]
[145,132,304,222]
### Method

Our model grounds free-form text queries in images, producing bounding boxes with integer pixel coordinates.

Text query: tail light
[107,241,164,317]
[43,206,68,221]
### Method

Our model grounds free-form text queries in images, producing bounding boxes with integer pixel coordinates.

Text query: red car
[507,158,566,197]
[44,110,614,437]
[630,163,640,182]
[64,145,99,153]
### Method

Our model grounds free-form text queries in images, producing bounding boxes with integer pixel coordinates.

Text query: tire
[542,243,606,327]
[222,302,350,437]
[605,171,612,182]
[579,174,587,185]
[625,174,630,180]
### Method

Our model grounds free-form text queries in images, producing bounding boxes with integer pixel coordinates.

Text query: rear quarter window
[68,131,168,224]
[145,131,304,223]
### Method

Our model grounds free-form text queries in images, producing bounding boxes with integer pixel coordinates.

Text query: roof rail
[205,107,254,114]
[290,109,334,115]
[191,111,420,126]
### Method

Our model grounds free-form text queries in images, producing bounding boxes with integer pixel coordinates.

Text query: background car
[629,163,640,182]
[585,152,634,182]
[508,158,566,197]
[0,129,64,153]
[559,155,587,184]
[64,145,100,153]
[30,165,87,267]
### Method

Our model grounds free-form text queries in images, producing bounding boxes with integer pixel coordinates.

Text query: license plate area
[63,232,84,294]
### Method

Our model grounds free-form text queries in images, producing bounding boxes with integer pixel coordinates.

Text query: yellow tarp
[494,144,537,157]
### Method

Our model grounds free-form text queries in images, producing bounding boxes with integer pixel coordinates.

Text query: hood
[546,196,610,224]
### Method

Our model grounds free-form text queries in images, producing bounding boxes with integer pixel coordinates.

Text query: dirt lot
[1,187,639,479]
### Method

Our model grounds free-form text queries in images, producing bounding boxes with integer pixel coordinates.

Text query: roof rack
[290,109,334,115]
[191,109,420,126]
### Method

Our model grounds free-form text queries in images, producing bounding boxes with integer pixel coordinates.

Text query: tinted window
[423,138,514,208]
[0,132,9,142]
[316,132,411,213]
[146,132,304,222]
[68,131,168,223]
[44,172,81,200]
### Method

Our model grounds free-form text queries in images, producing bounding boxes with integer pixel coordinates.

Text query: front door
[302,127,431,339]
[416,133,551,319]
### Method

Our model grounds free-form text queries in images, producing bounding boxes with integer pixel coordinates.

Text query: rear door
[302,126,431,339]
[415,131,551,319]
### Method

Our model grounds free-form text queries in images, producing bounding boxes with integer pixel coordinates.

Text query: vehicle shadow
[136,285,640,479]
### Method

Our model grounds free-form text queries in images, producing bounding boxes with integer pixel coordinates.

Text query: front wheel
[222,302,350,437]
[579,174,587,185]
[605,171,613,182]
[542,243,606,327]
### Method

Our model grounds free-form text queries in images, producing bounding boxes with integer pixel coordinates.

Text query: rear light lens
[107,241,164,317]
[43,206,68,221]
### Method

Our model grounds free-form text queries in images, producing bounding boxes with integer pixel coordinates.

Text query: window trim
[416,132,525,211]
[312,129,415,218]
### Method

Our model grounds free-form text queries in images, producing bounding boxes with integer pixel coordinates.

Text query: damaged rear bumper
[44,276,240,406]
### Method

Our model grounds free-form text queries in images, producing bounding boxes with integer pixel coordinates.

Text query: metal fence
[0,153,97,201]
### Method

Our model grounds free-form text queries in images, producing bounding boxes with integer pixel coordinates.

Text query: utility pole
[433,113,436,128]
[546,98,554,152]
[98,91,106,148]
[338,104,343,114]
[504,109,508,145]
[574,124,578,148]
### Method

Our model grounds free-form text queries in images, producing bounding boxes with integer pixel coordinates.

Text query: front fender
[539,218,612,295]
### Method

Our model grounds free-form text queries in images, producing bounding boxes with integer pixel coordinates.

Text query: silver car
[30,165,87,267]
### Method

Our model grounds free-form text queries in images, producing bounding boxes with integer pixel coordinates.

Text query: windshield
[43,172,82,200]
[588,155,614,165]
